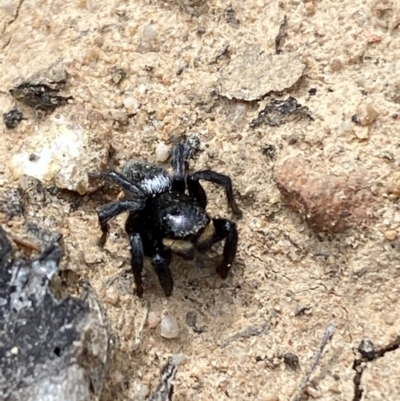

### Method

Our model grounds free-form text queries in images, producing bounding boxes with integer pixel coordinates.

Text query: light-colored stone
[104,287,119,306]
[9,106,111,195]
[160,311,179,339]
[357,104,379,126]
[147,311,161,329]
[384,230,397,241]
[155,142,169,162]
[219,44,305,101]
[84,253,100,265]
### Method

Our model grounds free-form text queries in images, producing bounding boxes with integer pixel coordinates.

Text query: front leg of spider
[187,170,243,217]
[151,243,173,297]
[105,170,146,197]
[171,135,201,193]
[128,232,145,298]
[213,218,238,279]
[171,142,186,193]
[98,201,142,247]
[196,217,238,279]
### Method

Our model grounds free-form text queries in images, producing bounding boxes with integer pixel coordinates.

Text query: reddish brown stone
[274,157,372,233]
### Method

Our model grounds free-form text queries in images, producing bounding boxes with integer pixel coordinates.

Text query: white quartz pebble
[155,142,169,162]
[160,311,179,339]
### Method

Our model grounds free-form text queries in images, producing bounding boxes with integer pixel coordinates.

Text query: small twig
[220,320,270,348]
[11,234,41,252]
[290,323,335,401]
[134,300,149,349]
[275,15,288,54]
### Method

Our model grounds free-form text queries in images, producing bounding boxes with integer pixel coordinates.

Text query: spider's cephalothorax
[97,137,242,297]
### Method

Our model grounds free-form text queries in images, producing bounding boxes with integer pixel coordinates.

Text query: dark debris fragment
[283,353,300,371]
[0,188,25,218]
[261,144,276,159]
[146,358,179,401]
[3,108,25,129]
[275,15,288,54]
[220,320,270,348]
[10,82,73,112]
[357,339,377,361]
[26,222,63,249]
[250,96,313,128]
[224,6,240,27]
[110,66,127,85]
[351,114,360,124]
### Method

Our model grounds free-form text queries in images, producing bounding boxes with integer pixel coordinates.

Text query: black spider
[97,137,242,297]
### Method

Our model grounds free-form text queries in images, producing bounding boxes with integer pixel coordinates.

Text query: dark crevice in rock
[352,336,400,401]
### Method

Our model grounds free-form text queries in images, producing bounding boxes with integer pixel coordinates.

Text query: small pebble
[10,346,19,355]
[227,103,247,126]
[384,230,397,241]
[155,142,169,162]
[105,287,119,305]
[264,392,279,401]
[306,386,320,398]
[354,126,369,140]
[84,253,99,264]
[358,339,376,360]
[123,96,140,114]
[384,314,395,325]
[160,311,179,339]
[330,59,342,72]
[147,311,161,329]
[185,311,197,327]
[357,104,379,126]
[143,24,157,41]
[132,382,149,401]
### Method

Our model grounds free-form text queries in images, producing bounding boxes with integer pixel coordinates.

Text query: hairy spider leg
[97,200,145,247]
[196,217,238,279]
[187,170,243,217]
[151,242,174,296]
[171,142,186,193]
[125,213,174,297]
[128,232,145,298]
[105,170,147,197]
[171,137,201,193]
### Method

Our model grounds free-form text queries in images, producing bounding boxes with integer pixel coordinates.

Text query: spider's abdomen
[153,192,209,239]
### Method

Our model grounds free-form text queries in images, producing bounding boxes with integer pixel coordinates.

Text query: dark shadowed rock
[0,226,112,401]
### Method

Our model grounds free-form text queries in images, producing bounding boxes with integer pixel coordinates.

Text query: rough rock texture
[9,64,73,113]
[9,105,112,195]
[1,0,400,400]
[362,348,400,401]
[0,226,111,401]
[219,45,305,100]
[274,157,373,233]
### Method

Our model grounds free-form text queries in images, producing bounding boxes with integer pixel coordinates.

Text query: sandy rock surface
[1,0,400,400]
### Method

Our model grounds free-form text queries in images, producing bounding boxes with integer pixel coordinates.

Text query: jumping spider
[98,137,242,297]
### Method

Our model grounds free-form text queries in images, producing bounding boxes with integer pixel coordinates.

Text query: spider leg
[105,170,146,197]
[196,218,238,279]
[128,232,145,298]
[97,200,144,247]
[171,142,186,193]
[187,170,242,217]
[187,178,207,209]
[171,136,200,193]
[151,243,174,296]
